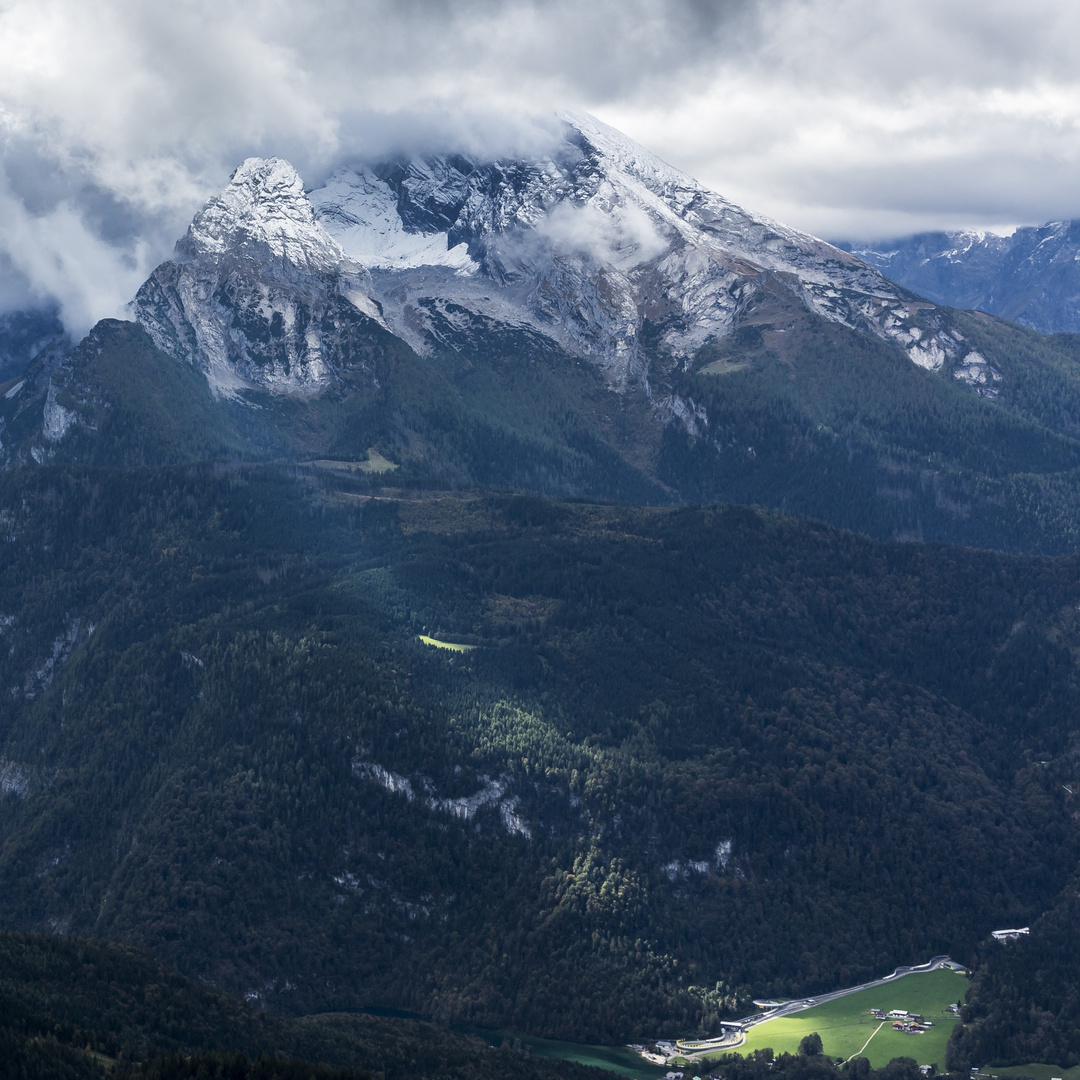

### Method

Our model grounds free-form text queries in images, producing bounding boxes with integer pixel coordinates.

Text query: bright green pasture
[308,448,399,474]
[977,1066,1080,1080]
[716,969,968,1070]
[418,635,476,652]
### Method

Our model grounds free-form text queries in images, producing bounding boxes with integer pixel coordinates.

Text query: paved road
[675,956,958,1055]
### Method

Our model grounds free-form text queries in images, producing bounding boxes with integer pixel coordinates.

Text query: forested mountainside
[948,884,1080,1071]
[0,930,607,1080]
[4,114,1080,1073]
[2,463,1078,1042]
[13,304,1080,555]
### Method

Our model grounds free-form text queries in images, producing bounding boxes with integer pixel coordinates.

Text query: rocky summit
[133,157,387,398]
[847,220,1080,335]
[8,115,1080,553]
[132,113,996,406]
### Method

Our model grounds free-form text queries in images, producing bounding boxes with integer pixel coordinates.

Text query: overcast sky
[2,0,1080,332]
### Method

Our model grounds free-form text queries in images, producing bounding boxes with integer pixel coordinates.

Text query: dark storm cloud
[1,0,1079,331]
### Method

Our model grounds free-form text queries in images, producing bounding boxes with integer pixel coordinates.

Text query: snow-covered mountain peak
[132,156,386,399]
[557,111,711,201]
[181,156,345,273]
[310,166,474,272]
[300,114,953,388]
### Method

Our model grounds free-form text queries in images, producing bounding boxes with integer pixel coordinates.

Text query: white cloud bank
[1,0,1079,332]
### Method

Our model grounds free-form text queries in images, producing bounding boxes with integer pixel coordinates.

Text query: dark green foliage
[1,465,1079,1044]
[710,1050,929,1080]
[120,1052,368,1080]
[0,930,609,1080]
[661,303,1080,553]
[18,297,1080,552]
[947,887,1080,1070]
[800,1034,824,1057]
[0,316,664,502]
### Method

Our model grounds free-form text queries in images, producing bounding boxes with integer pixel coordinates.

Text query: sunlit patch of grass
[418,635,476,652]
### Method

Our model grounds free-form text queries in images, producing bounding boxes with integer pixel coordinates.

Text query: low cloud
[532,201,670,269]
[1,0,1079,333]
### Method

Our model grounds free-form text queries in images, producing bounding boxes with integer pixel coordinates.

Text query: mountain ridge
[8,116,1080,552]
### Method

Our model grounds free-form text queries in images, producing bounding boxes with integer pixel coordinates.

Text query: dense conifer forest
[0,930,609,1079]
[1,463,1078,1050]
[948,886,1080,1070]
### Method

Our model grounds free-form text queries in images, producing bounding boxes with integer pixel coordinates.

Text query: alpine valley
[1,114,1080,1079]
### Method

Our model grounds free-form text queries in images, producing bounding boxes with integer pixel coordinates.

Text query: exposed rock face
[3,115,1007,466]
[309,112,973,392]
[132,157,388,398]
[125,118,989,405]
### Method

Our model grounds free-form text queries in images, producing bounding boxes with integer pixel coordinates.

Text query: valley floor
[661,965,969,1071]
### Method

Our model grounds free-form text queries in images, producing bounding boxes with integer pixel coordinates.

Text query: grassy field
[418,635,477,652]
[705,969,969,1070]
[308,449,399,474]
[698,359,748,376]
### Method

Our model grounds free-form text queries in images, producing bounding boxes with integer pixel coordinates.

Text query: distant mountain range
[843,221,1080,334]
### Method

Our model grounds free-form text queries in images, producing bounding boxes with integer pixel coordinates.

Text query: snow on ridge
[558,110,707,198]
[130,122,986,405]
[184,157,346,273]
[310,168,474,272]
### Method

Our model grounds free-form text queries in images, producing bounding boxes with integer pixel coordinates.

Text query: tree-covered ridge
[664,305,1080,554]
[0,466,1078,1042]
[0,930,609,1080]
[946,885,1080,1071]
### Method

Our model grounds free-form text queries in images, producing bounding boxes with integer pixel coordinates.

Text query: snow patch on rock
[715,839,733,868]
[184,157,346,273]
[662,858,711,880]
[953,351,1003,397]
[312,168,474,272]
[352,759,529,836]
[425,775,507,820]
[352,760,415,800]
[0,759,29,798]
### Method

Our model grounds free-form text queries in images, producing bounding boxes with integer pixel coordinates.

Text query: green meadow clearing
[708,969,969,1070]
[418,634,476,652]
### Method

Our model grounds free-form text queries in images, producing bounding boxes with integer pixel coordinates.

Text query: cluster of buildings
[869,1008,934,1034]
